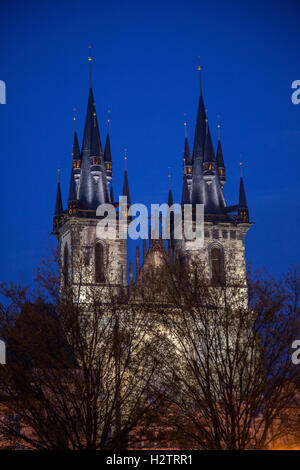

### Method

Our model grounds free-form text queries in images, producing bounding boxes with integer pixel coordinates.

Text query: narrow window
[95,243,105,283]
[211,247,224,284]
[63,245,69,287]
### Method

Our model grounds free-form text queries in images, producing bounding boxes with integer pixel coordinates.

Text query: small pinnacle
[184,120,187,138]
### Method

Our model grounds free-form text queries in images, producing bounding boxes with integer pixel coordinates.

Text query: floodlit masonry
[52,57,252,292]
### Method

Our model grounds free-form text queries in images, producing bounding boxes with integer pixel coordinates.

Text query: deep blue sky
[1,0,299,284]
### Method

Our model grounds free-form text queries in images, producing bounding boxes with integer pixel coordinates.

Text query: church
[52,58,252,289]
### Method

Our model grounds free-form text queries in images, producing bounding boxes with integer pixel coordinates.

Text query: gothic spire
[216,136,225,168]
[72,130,81,160]
[81,54,103,160]
[122,152,131,205]
[192,65,206,163]
[239,167,248,208]
[168,188,174,207]
[238,164,249,222]
[104,129,112,163]
[54,170,63,216]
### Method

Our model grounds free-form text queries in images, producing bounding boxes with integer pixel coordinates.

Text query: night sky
[1,0,299,285]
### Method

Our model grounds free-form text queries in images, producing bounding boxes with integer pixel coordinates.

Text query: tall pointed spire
[81,52,103,158]
[192,61,206,163]
[122,150,131,205]
[54,169,63,216]
[78,52,110,209]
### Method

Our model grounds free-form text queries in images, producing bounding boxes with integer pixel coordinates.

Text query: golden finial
[124,148,127,170]
[73,107,77,131]
[88,45,92,88]
[107,109,111,131]
[217,114,221,140]
[197,55,203,95]
[240,160,243,177]
[184,112,187,138]
[168,167,171,189]
[57,167,61,182]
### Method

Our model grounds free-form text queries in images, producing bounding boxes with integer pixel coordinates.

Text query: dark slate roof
[78,152,94,208]
[203,126,215,163]
[122,169,131,205]
[81,87,103,158]
[90,114,102,157]
[184,136,192,166]
[239,176,248,208]
[54,180,63,216]
[181,173,190,205]
[68,168,77,202]
[192,94,206,162]
[205,175,225,214]
[93,168,110,208]
[78,86,110,209]
[191,155,205,205]
[216,139,225,167]
[104,132,112,162]
[72,130,81,160]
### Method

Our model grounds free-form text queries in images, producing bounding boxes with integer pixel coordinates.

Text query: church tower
[180,67,252,286]
[52,56,128,295]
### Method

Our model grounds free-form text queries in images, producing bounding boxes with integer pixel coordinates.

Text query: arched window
[63,245,69,287]
[210,246,224,284]
[95,243,105,283]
